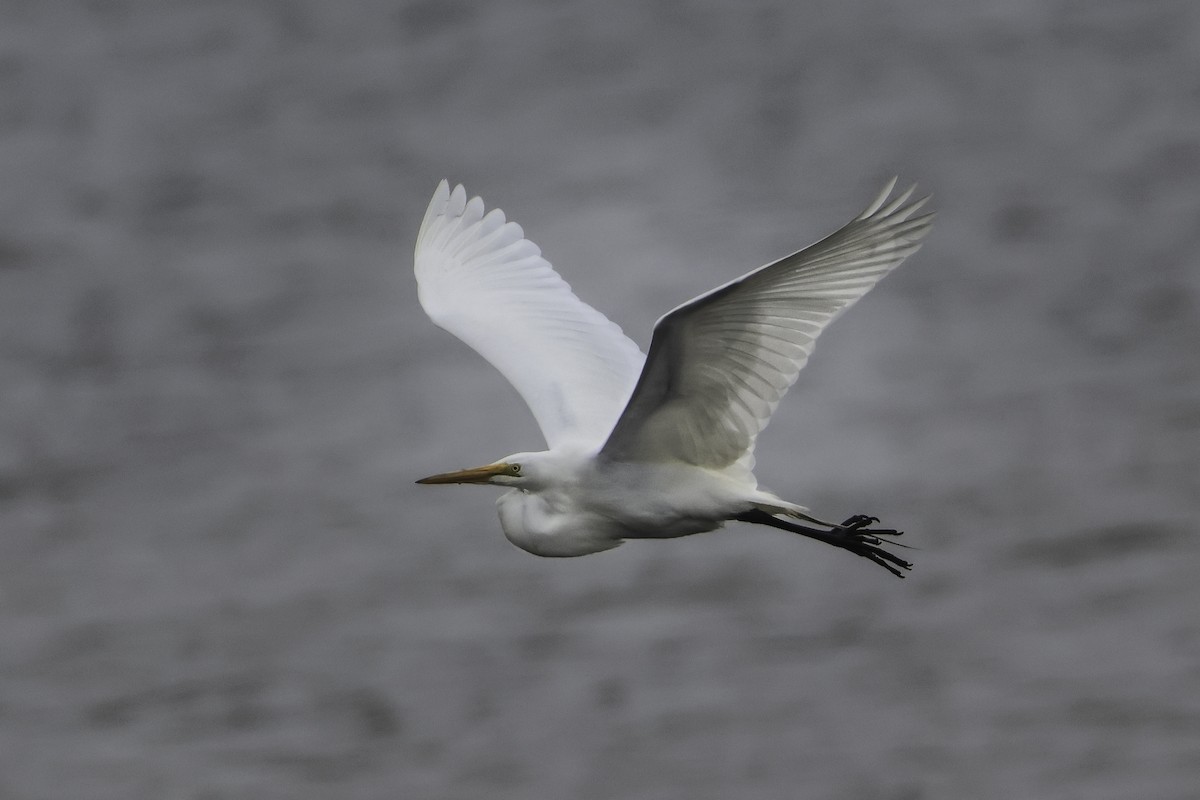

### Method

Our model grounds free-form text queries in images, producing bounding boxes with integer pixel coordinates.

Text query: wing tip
[417,180,454,252]
[855,177,934,233]
[856,176,899,220]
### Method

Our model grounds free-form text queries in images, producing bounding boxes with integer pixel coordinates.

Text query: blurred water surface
[1,1,1198,798]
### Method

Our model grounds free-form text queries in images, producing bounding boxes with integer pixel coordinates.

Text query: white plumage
[415,182,644,449]
[415,179,933,576]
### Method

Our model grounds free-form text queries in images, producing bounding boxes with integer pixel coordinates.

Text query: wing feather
[601,179,934,469]
[415,181,645,448]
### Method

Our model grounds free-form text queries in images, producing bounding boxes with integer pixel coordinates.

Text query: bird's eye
[509,463,521,475]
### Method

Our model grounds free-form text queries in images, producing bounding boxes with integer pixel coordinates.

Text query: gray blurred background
[2,1,1198,798]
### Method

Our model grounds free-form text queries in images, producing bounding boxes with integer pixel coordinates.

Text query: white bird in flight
[414,179,933,577]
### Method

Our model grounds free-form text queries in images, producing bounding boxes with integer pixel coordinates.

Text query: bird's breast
[496,490,624,557]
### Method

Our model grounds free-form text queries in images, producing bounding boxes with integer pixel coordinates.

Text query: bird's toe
[831,518,911,578]
[838,514,881,530]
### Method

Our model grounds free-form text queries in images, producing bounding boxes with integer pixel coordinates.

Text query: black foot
[839,514,880,530]
[734,509,913,579]
[829,516,911,578]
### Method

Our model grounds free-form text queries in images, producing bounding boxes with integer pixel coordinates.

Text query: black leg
[733,509,912,578]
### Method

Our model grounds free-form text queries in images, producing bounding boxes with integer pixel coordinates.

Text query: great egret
[415,179,933,577]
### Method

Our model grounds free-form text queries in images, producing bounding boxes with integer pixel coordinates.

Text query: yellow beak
[415,463,511,485]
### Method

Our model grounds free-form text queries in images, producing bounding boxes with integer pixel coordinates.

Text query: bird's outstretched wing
[601,179,934,468]
[415,181,646,449]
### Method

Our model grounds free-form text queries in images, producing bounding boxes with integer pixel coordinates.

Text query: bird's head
[415,451,549,489]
